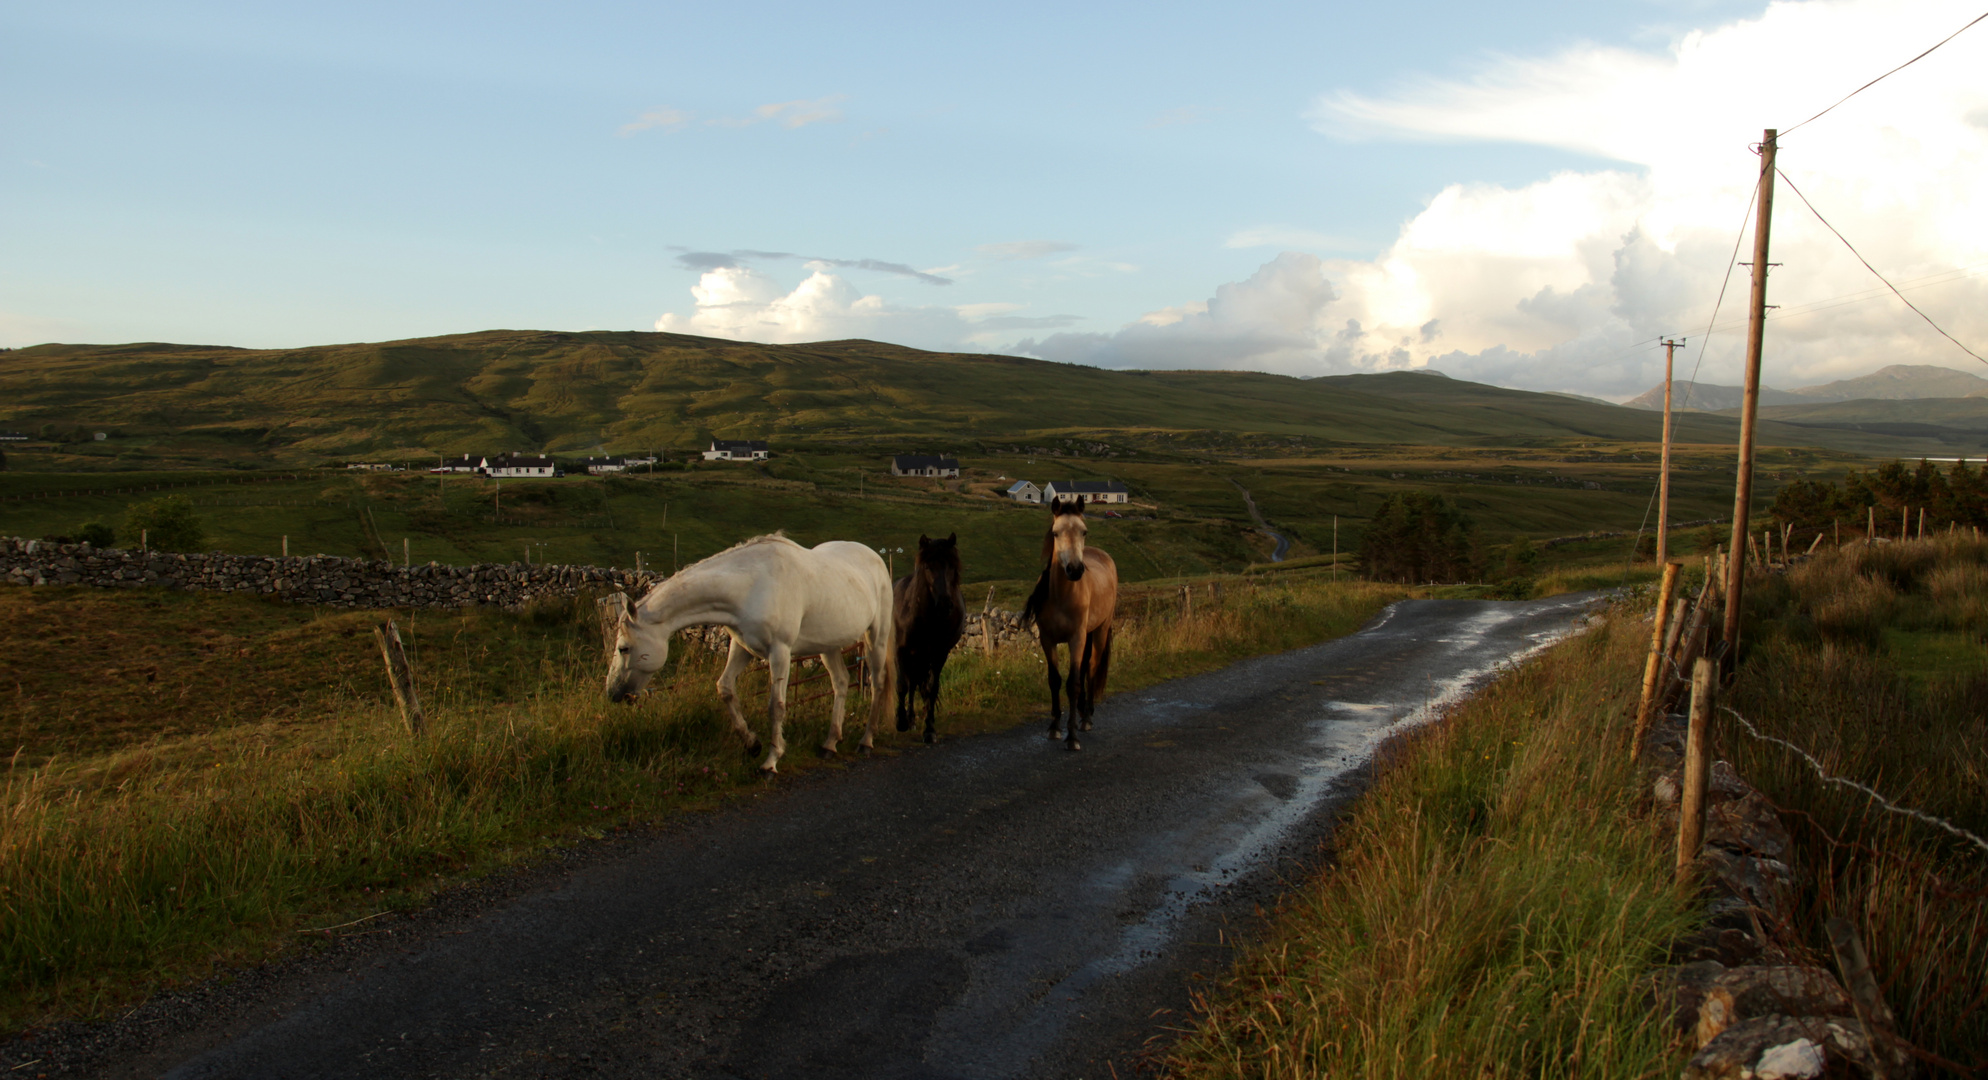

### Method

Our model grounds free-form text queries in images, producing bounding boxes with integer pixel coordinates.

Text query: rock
[1695,966,1853,1047]
[1697,846,1796,925]
[1707,789,1790,861]
[1685,1014,1881,1079]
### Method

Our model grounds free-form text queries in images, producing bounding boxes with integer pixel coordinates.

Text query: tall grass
[0,573,1410,1030]
[1167,614,1697,1079]
[1731,534,1988,1070]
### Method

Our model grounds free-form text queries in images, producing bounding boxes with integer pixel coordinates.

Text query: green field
[0,439,1847,584]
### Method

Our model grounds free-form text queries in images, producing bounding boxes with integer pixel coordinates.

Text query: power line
[1781,9,1988,139]
[1677,182,1761,410]
[1776,167,1988,366]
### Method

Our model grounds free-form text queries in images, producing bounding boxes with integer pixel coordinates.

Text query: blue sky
[4,1,1983,398]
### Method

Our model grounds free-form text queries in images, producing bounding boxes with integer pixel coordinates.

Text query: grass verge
[0,570,1412,1032]
[1165,608,1698,1079]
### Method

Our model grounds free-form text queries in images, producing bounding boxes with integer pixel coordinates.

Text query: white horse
[604,534,895,773]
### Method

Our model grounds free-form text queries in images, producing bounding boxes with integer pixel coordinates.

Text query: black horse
[892,533,964,743]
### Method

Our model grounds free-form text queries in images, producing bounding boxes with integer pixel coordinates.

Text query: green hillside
[0,330,1962,469]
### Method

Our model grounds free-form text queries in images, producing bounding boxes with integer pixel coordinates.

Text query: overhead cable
[1780,9,1988,138]
[1777,167,1988,366]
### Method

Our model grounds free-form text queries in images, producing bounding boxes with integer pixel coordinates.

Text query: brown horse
[1021,497,1119,750]
[892,533,965,743]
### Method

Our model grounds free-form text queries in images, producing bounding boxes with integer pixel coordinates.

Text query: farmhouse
[1042,479,1129,505]
[431,454,484,473]
[703,439,769,462]
[891,454,960,478]
[483,454,556,478]
[0,431,26,442]
[582,456,627,475]
[1005,480,1042,504]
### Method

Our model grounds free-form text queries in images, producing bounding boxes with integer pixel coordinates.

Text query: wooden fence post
[1676,657,1715,880]
[1181,585,1192,617]
[981,585,996,657]
[373,620,425,734]
[1632,560,1683,761]
[597,592,630,659]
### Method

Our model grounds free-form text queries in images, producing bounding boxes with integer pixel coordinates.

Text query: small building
[1042,479,1129,505]
[483,453,556,478]
[344,463,399,472]
[891,454,961,478]
[702,439,769,462]
[431,453,484,473]
[0,431,27,442]
[1005,480,1042,504]
[582,456,627,475]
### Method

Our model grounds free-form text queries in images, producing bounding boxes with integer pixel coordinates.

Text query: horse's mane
[1019,565,1051,628]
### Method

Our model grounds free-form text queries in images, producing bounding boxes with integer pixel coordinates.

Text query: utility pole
[1722,129,1778,662]
[1657,338,1684,565]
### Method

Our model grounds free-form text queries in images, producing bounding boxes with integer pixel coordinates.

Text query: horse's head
[604,607,671,703]
[917,533,962,592]
[1048,497,1088,580]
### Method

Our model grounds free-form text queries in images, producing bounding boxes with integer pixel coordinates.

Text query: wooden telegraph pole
[1657,337,1684,565]
[1722,130,1778,663]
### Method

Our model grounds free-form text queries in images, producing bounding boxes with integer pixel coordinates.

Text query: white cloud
[1026,0,1988,394]
[620,107,691,135]
[709,96,847,130]
[1015,252,1340,371]
[655,266,971,346]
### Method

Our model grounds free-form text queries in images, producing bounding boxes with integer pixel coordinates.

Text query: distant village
[347,440,1132,506]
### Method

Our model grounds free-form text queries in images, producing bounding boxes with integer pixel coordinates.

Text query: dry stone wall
[0,537,658,611]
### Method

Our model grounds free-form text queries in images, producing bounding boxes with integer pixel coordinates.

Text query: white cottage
[702,440,769,461]
[1042,479,1129,505]
[1005,480,1042,504]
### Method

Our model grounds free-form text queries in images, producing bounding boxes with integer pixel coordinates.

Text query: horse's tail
[1019,566,1051,629]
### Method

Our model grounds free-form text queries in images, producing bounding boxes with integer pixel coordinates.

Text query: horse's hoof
[743,741,763,759]
[924,730,937,744]
[758,763,778,775]
[1066,739,1082,752]
[1079,719,1093,731]
[1048,728,1063,741]
[859,744,873,757]
[816,746,838,760]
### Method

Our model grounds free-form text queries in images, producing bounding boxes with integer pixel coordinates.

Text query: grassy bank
[1729,534,1988,1070]
[0,570,1412,1031]
[1166,610,1698,1079]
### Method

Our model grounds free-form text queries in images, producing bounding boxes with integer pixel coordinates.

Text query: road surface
[28,592,1600,1080]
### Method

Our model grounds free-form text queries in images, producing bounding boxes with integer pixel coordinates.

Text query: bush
[123,495,206,552]
[76,521,116,548]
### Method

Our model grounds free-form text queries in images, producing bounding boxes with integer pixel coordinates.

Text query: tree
[124,495,205,552]
[1360,491,1476,583]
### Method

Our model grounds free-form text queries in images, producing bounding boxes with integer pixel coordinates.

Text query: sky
[3,0,1985,399]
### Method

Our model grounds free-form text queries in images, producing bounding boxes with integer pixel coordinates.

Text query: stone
[1697,847,1796,925]
[1707,789,1790,861]
[1695,966,1852,1047]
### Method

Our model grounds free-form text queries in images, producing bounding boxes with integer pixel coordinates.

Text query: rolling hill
[1623,363,1988,411]
[0,330,1972,469]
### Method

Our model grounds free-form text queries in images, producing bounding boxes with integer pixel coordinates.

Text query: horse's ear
[918,534,930,549]
[947,532,957,545]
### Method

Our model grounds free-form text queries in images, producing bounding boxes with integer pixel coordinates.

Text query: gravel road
[20,592,1600,1080]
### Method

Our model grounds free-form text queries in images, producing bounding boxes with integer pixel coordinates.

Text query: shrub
[123,495,206,552]
[1361,491,1476,583]
[75,521,116,547]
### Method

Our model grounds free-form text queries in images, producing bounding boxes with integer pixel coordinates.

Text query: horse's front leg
[1063,629,1087,751]
[1040,633,1066,741]
[922,659,942,744]
[894,646,916,733]
[715,637,761,758]
[761,642,793,773]
[819,648,852,759]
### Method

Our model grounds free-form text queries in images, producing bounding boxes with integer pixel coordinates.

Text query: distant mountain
[1624,364,1988,412]
[1622,382,1803,411]
[0,330,1976,466]
[1790,364,1988,401]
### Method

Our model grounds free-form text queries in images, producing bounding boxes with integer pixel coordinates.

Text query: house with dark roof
[483,453,556,478]
[1042,479,1129,505]
[702,439,769,462]
[890,454,960,478]
[581,456,627,475]
[430,453,484,473]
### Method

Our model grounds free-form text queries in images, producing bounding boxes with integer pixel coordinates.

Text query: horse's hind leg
[862,632,891,756]
[760,641,793,773]
[818,648,852,759]
[1078,624,1112,731]
[716,638,761,758]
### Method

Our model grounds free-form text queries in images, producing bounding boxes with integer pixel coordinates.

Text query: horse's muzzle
[1063,561,1086,581]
